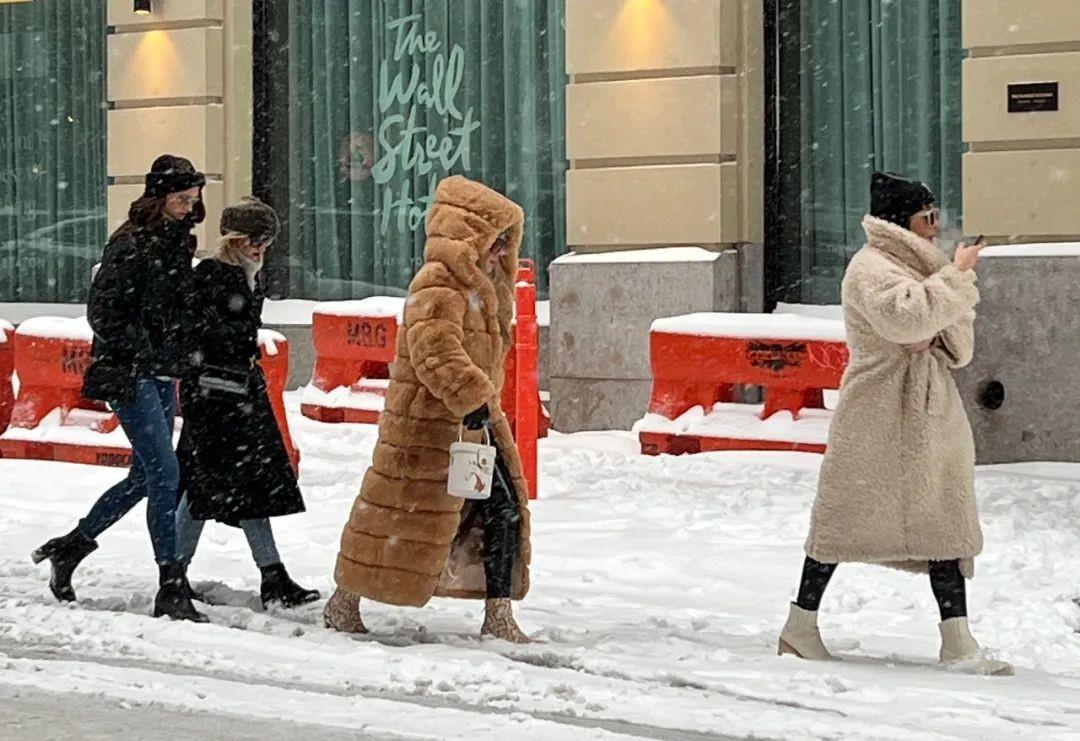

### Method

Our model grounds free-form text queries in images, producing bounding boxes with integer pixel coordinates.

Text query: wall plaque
[1008,82,1059,113]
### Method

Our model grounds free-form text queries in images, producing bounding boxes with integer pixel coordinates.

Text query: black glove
[463,404,490,431]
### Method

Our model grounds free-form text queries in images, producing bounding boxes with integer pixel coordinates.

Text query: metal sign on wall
[1008,82,1059,113]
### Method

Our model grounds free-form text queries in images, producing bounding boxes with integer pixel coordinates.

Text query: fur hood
[424,176,524,345]
[425,175,524,283]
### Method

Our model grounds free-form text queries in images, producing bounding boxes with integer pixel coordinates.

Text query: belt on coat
[906,352,948,417]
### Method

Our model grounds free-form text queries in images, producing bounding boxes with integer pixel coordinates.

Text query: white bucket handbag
[447,427,496,500]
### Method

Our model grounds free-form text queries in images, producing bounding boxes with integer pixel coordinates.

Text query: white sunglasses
[914,207,940,227]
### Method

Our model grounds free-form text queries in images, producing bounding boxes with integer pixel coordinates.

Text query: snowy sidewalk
[1,395,1080,739]
[0,683,402,741]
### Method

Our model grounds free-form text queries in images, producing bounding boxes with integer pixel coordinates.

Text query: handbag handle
[458,424,491,445]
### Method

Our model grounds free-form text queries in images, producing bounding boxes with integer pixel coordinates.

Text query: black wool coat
[83,218,198,404]
[176,259,305,525]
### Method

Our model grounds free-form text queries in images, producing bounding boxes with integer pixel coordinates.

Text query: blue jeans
[174,493,281,569]
[78,377,180,564]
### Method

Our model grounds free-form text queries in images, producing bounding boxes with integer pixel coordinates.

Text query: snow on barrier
[0,316,135,467]
[635,313,849,456]
[257,329,300,472]
[0,319,14,434]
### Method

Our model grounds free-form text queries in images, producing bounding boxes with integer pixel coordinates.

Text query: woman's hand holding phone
[954,235,985,272]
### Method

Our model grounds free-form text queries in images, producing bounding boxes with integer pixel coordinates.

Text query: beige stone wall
[963,0,1080,240]
[106,0,251,243]
[565,0,763,253]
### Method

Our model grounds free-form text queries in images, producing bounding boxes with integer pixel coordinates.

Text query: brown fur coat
[805,215,982,577]
[333,176,531,606]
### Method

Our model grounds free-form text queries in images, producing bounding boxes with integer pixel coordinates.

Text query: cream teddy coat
[805,215,982,577]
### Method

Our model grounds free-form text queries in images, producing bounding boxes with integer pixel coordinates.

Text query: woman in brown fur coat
[778,172,1012,676]
[323,176,533,643]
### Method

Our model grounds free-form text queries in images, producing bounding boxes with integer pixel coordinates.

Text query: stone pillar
[959,1,1080,463]
[552,0,763,431]
[957,251,1080,464]
[963,0,1080,240]
[105,0,252,243]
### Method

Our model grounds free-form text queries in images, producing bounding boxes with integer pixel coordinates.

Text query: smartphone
[962,235,985,247]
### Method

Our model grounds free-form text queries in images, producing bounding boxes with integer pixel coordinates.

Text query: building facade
[1,0,1077,446]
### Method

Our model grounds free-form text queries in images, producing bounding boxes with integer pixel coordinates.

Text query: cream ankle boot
[481,598,532,643]
[778,603,835,661]
[938,617,1013,676]
[323,588,368,634]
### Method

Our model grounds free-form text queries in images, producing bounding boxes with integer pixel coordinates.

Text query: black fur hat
[220,196,280,246]
[144,154,206,198]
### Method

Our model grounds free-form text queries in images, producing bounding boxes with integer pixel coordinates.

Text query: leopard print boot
[481,598,532,643]
[323,588,368,634]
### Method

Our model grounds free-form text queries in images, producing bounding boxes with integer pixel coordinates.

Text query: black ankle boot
[31,528,99,603]
[179,570,205,603]
[153,564,209,623]
[259,563,320,609]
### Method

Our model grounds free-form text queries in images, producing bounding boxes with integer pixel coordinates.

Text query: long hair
[491,254,516,348]
[107,191,206,244]
[196,231,247,266]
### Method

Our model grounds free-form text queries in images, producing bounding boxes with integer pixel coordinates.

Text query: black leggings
[795,556,967,621]
[477,452,521,599]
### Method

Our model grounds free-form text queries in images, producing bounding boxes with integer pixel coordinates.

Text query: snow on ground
[2,395,1080,739]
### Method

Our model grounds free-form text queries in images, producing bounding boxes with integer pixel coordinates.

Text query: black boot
[31,528,99,603]
[180,570,206,603]
[153,564,209,623]
[259,563,320,609]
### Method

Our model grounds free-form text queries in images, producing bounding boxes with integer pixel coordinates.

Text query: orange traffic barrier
[506,260,542,499]
[257,330,300,472]
[0,320,303,471]
[300,298,404,424]
[0,317,133,467]
[636,314,849,456]
[502,261,551,445]
[502,332,551,444]
[0,320,13,434]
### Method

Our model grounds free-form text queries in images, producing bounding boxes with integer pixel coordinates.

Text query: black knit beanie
[144,154,206,198]
[220,196,280,246]
[870,172,935,228]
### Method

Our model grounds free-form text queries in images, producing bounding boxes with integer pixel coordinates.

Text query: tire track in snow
[0,574,847,726]
[0,640,752,741]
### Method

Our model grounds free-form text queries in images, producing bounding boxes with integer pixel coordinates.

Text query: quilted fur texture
[805,215,983,578]
[333,176,531,606]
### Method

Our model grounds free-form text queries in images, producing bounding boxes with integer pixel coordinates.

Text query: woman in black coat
[174,197,318,609]
[32,155,209,623]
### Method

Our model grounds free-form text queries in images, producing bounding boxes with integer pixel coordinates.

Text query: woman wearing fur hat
[777,172,1012,675]
[174,197,319,610]
[323,175,533,643]
[32,155,209,622]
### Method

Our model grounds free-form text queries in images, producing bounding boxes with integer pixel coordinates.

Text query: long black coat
[177,259,305,525]
[83,219,198,404]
